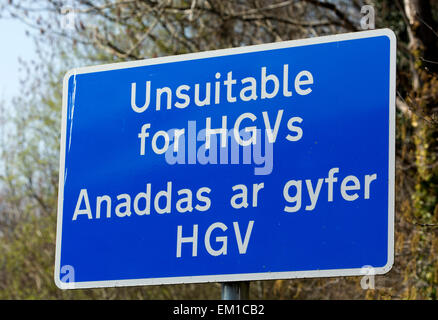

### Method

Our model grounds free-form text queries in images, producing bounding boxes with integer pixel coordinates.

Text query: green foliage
[0,213,221,299]
[0,0,437,300]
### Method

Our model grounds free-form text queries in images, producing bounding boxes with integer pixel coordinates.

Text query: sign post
[222,282,250,300]
[55,29,395,292]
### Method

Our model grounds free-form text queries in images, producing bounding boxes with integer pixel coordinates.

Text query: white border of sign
[55,28,396,289]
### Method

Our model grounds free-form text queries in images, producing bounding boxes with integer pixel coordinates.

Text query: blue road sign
[55,29,395,289]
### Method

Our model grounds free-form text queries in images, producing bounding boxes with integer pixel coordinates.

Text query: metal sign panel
[55,29,395,289]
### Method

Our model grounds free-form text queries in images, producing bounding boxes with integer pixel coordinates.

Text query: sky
[0,18,36,103]
[0,18,36,176]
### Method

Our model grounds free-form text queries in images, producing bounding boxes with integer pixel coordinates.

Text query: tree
[0,0,437,299]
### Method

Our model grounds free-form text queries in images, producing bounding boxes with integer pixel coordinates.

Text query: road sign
[55,29,395,289]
